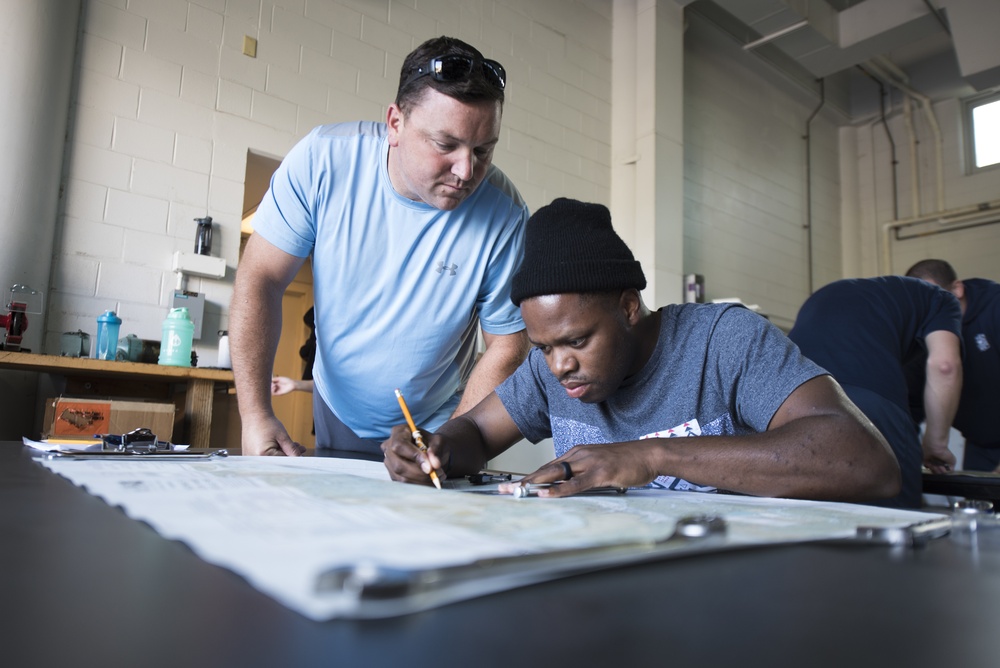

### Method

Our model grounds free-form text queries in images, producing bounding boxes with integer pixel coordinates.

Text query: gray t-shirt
[495,303,826,491]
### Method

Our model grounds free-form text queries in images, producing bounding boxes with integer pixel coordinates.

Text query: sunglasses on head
[402,55,506,90]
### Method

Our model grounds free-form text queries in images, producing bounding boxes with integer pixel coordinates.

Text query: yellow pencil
[394,388,442,489]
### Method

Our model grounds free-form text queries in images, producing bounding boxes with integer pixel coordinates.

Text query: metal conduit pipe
[877,79,900,221]
[857,66,900,220]
[880,199,1000,273]
[923,95,946,214]
[902,96,920,217]
[870,57,945,213]
[804,79,825,296]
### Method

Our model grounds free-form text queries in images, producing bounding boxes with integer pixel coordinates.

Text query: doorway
[241,151,316,449]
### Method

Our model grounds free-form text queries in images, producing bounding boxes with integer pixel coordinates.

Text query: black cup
[194,216,213,256]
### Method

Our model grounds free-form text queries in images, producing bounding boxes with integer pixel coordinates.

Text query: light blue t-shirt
[253,122,528,438]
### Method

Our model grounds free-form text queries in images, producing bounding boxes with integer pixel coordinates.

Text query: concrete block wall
[49,0,614,363]
[847,96,1000,281]
[56,1,995,373]
[682,16,842,330]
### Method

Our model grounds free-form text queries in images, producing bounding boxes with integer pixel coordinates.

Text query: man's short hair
[395,36,505,114]
[905,259,958,287]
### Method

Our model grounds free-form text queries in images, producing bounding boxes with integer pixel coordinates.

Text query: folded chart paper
[37,456,943,620]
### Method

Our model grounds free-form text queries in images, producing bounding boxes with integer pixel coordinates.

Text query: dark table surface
[923,469,1000,501]
[4,441,1000,668]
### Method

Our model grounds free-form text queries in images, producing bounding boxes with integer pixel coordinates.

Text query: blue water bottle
[158,307,195,367]
[95,310,122,361]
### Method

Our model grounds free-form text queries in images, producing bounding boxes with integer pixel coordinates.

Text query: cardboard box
[43,397,175,441]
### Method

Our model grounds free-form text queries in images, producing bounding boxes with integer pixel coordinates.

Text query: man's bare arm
[921,329,963,472]
[230,233,307,456]
[452,329,529,417]
[519,376,902,502]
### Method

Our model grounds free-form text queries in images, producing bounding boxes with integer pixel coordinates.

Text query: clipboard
[42,449,229,461]
[314,514,730,618]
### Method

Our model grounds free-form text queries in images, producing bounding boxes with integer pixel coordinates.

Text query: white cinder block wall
[845,96,1000,282]
[680,12,1000,329]
[50,0,614,362]
[681,15,842,330]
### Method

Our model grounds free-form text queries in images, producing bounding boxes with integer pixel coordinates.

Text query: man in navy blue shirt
[788,276,963,508]
[907,260,1000,472]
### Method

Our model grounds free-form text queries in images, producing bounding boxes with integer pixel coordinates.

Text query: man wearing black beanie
[383,198,901,503]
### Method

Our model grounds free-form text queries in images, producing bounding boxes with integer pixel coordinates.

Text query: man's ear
[951,280,965,301]
[386,104,404,147]
[619,288,642,325]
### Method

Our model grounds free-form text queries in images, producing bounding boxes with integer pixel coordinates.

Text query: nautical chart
[37,455,942,619]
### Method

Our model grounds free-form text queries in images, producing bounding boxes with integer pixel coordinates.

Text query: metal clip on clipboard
[102,427,166,452]
[851,516,953,548]
[314,515,728,618]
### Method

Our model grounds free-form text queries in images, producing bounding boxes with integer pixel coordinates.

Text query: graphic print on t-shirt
[549,416,720,493]
[641,420,703,439]
[641,419,718,492]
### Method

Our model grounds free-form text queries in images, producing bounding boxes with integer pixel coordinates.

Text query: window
[964,91,1000,172]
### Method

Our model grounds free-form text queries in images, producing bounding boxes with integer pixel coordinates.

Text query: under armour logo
[435,261,458,276]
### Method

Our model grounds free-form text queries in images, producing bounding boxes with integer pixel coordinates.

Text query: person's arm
[271,376,314,395]
[921,329,963,472]
[231,233,308,456]
[383,391,523,485]
[451,329,530,416]
[504,375,901,502]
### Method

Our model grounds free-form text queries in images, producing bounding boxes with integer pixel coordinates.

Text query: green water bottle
[158,307,194,367]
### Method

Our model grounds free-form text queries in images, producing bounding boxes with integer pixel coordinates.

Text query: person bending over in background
[788,275,962,508]
[231,36,530,459]
[383,198,900,504]
[906,259,1000,473]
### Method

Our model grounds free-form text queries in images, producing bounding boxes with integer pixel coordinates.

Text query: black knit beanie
[510,198,646,306]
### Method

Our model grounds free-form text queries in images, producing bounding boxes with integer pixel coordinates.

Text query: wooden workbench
[0,351,234,448]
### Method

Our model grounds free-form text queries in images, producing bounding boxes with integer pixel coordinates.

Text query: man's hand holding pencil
[382,389,446,488]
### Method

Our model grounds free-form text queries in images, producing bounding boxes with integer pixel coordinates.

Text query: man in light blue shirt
[231,36,529,459]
